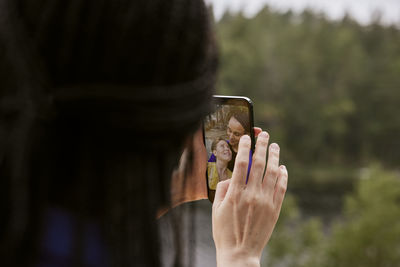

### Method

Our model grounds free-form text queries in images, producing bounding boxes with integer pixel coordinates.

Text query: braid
[0,0,217,266]
[0,0,49,264]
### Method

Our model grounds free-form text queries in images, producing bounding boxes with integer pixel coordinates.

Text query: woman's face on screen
[227,116,245,148]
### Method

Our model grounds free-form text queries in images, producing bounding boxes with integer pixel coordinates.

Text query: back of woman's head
[0,0,217,266]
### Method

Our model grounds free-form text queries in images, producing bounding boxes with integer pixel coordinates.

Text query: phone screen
[203,95,255,202]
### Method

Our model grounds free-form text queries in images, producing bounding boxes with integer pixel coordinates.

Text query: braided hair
[0,0,217,266]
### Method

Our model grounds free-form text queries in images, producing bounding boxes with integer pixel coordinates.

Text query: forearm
[217,257,260,267]
[217,251,260,267]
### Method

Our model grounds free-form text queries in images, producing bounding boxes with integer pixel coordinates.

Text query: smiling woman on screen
[208,138,233,190]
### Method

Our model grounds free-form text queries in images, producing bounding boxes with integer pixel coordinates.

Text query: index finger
[229,135,251,189]
[254,127,262,137]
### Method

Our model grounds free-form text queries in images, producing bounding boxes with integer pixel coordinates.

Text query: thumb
[213,179,230,208]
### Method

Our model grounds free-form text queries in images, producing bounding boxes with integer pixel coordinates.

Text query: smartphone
[203,95,255,202]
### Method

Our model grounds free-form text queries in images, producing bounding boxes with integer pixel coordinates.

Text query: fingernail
[270,143,279,150]
[241,135,250,141]
[280,165,286,170]
[260,131,269,138]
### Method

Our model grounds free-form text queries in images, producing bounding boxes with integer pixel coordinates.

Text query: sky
[205,0,400,26]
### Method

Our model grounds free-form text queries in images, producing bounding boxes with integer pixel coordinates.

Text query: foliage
[214,7,400,266]
[263,194,325,267]
[263,166,400,267]
[325,165,400,267]
[215,7,400,166]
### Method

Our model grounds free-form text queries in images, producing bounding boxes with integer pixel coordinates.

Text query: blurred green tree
[215,6,400,166]
[325,166,400,267]
[215,8,400,266]
[263,166,400,267]
[263,195,326,267]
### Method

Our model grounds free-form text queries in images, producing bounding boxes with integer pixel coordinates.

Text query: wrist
[216,250,260,267]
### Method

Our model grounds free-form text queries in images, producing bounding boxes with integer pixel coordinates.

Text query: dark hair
[0,0,217,266]
[229,112,250,134]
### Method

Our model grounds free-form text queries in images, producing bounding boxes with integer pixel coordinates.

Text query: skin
[213,140,232,182]
[157,127,262,217]
[158,127,288,267]
[227,117,246,152]
[213,132,287,267]
[156,128,209,218]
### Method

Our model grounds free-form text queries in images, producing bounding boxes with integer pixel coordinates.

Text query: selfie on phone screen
[204,96,255,201]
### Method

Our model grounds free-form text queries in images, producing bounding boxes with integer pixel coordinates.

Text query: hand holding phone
[212,132,288,267]
[159,95,258,216]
